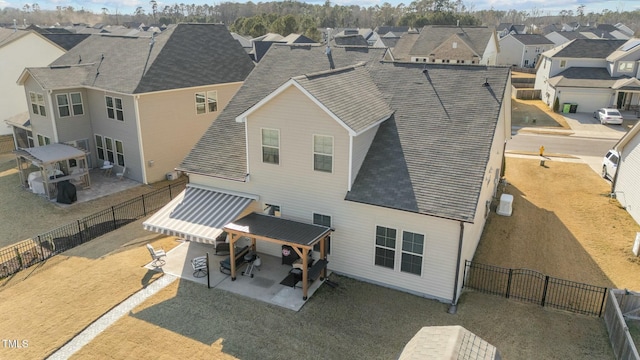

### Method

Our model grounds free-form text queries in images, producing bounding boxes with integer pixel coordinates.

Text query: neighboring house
[497,23,526,38]
[545,31,588,46]
[390,25,499,65]
[497,34,555,67]
[612,120,640,226]
[145,44,511,306]
[250,33,318,62]
[0,28,66,136]
[11,23,255,184]
[534,38,640,113]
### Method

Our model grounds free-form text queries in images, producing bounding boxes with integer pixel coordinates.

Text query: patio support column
[320,235,327,280]
[302,247,309,300]
[229,233,238,280]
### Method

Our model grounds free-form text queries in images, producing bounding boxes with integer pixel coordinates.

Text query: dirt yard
[475,157,640,290]
[0,153,181,249]
[0,156,627,360]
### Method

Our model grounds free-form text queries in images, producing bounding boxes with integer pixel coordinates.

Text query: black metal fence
[0,179,187,279]
[463,260,608,317]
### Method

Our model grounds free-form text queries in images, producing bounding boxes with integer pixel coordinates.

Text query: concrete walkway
[46,274,177,360]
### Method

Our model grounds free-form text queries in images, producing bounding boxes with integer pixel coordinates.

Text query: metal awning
[143,184,257,244]
[225,213,331,247]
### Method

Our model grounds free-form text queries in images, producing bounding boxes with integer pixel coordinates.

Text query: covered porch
[614,78,640,116]
[147,240,330,311]
[14,143,90,202]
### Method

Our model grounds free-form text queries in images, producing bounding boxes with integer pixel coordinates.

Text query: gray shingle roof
[410,26,495,57]
[333,34,369,46]
[42,33,90,50]
[28,23,254,94]
[547,67,620,88]
[180,44,510,222]
[345,63,509,221]
[511,34,554,45]
[552,38,626,58]
[180,45,387,179]
[293,65,394,134]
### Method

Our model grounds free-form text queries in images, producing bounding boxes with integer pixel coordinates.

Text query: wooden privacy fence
[0,178,186,279]
[604,289,640,360]
[463,261,608,317]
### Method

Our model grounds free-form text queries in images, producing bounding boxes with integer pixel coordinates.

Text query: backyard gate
[463,260,608,316]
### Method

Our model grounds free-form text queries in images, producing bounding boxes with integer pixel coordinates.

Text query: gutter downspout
[448,221,465,314]
[47,90,60,142]
[133,95,148,184]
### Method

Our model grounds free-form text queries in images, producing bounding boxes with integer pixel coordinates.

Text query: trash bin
[562,103,571,113]
[569,104,578,113]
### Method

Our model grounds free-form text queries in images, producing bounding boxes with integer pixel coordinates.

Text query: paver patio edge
[46,273,178,360]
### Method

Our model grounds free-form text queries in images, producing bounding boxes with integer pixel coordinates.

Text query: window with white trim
[37,134,50,146]
[29,92,46,116]
[618,61,634,72]
[313,135,333,173]
[105,96,124,121]
[401,231,424,275]
[313,213,331,254]
[27,130,34,148]
[375,226,396,269]
[264,204,281,217]
[57,94,70,117]
[262,128,279,164]
[115,140,125,166]
[95,134,125,166]
[195,91,218,114]
[71,92,84,115]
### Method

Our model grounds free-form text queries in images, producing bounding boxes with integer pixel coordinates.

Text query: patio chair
[116,166,126,181]
[146,244,166,267]
[191,256,208,278]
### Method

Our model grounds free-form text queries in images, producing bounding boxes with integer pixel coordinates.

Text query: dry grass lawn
[0,156,634,360]
[475,157,640,289]
[0,219,181,360]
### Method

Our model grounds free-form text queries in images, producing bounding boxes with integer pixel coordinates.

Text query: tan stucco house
[11,23,255,184]
[144,44,512,306]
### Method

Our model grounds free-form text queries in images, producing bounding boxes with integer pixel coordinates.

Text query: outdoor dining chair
[191,256,208,277]
[146,244,167,267]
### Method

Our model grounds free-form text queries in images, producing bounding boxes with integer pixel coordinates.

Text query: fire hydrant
[539,145,545,166]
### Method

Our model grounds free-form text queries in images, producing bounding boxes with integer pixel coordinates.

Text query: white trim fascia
[236,79,358,137]
[187,183,260,201]
[356,115,390,136]
[133,96,148,184]
[348,135,353,192]
[244,121,250,176]
[46,90,59,142]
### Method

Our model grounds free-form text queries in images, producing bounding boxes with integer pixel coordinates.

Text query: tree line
[2,0,638,37]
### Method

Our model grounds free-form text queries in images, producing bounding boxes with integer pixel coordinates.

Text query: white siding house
[146,45,512,307]
[613,122,640,226]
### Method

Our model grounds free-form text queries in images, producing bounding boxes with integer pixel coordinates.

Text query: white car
[594,108,623,125]
[602,150,619,180]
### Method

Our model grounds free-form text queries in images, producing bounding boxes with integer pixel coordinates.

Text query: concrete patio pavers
[147,240,327,311]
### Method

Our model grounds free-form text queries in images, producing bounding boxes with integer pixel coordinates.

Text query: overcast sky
[0,0,638,17]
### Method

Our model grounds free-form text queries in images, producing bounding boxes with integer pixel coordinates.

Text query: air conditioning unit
[166,171,179,181]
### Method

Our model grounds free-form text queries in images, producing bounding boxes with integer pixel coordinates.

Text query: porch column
[229,233,238,280]
[320,235,327,280]
[302,247,309,300]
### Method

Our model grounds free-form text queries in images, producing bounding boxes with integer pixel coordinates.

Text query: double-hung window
[262,128,279,164]
[106,96,124,121]
[375,226,396,269]
[57,94,70,117]
[57,93,84,117]
[313,135,333,173]
[195,91,218,114]
[401,231,424,275]
[37,134,51,146]
[313,213,331,254]
[30,92,46,116]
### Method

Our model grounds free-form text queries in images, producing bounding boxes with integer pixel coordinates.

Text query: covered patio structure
[14,143,90,200]
[224,212,332,301]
